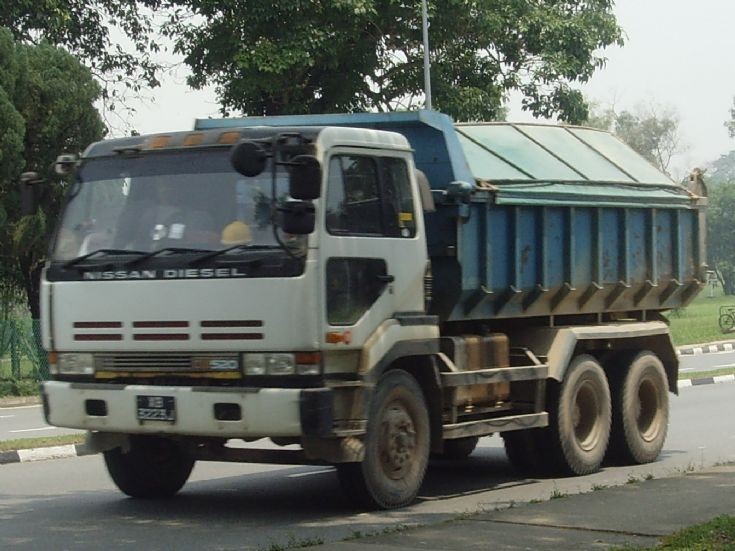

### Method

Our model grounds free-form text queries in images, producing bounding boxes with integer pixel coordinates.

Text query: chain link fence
[0,320,48,390]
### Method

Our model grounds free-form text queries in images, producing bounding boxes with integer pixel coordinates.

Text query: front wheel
[546,355,611,476]
[608,352,669,465]
[337,369,430,509]
[103,435,195,498]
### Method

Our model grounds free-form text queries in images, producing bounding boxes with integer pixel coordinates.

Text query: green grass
[0,357,38,379]
[0,434,85,453]
[621,515,735,550]
[679,367,735,380]
[665,288,735,345]
[0,378,39,397]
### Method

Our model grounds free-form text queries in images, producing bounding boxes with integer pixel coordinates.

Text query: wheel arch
[511,321,678,394]
[362,342,443,455]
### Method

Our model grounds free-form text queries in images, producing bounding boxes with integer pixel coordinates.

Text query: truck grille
[94,353,240,372]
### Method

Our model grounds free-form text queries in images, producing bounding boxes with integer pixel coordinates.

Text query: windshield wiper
[190,244,279,266]
[63,249,147,269]
[123,247,213,267]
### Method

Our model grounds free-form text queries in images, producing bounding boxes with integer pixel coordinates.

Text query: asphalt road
[679,348,735,374]
[0,383,733,551]
[0,404,83,441]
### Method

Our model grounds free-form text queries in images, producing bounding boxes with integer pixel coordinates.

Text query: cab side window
[326,154,416,237]
[326,156,382,235]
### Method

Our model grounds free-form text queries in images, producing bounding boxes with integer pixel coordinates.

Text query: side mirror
[20,172,43,216]
[54,154,78,175]
[231,140,268,177]
[279,200,315,235]
[289,155,321,200]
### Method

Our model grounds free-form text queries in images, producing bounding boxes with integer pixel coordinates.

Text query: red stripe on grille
[73,322,122,329]
[200,320,263,328]
[133,334,190,341]
[200,333,264,340]
[133,321,189,328]
[74,334,123,341]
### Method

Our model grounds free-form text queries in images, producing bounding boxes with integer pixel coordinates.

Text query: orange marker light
[218,131,240,145]
[183,133,204,146]
[147,135,171,149]
[325,331,352,345]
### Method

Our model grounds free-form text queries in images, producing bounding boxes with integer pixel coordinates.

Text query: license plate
[136,395,176,422]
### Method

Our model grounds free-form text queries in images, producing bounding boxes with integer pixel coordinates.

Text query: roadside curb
[0,443,93,466]
[677,340,735,356]
[678,373,735,389]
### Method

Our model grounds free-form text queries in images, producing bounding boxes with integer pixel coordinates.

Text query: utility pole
[421,0,432,110]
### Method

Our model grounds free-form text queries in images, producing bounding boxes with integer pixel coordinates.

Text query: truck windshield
[52,148,300,262]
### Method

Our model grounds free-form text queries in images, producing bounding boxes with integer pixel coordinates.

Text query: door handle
[377,274,395,283]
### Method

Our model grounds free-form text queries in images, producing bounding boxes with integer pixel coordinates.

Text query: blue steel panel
[628,210,648,283]
[656,210,674,282]
[680,212,696,280]
[518,207,539,290]
[461,202,483,291]
[573,209,593,287]
[545,208,565,290]
[601,209,621,284]
[490,207,511,292]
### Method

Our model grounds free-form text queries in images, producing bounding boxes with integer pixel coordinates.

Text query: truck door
[320,151,427,349]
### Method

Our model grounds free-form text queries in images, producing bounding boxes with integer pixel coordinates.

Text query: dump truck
[34,110,706,509]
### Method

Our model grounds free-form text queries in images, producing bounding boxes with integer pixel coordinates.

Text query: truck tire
[437,436,480,460]
[103,435,195,498]
[546,355,611,476]
[337,369,430,509]
[608,351,669,465]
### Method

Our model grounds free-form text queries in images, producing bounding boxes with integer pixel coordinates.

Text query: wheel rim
[572,380,604,451]
[636,375,663,442]
[379,400,417,480]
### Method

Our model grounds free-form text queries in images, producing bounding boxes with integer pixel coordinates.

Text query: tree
[0,28,105,317]
[706,151,735,186]
[706,181,735,295]
[584,102,684,175]
[4,1,165,124]
[162,0,622,122]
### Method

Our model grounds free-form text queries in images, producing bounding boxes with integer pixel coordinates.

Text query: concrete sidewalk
[309,465,735,550]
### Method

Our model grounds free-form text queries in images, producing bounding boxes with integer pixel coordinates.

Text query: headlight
[51,353,94,375]
[242,352,321,376]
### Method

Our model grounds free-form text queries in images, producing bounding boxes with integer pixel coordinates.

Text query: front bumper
[41,380,332,438]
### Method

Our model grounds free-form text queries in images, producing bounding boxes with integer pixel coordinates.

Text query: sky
[127,0,735,181]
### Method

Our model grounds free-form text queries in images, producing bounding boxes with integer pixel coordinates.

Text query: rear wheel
[103,435,195,498]
[608,351,669,465]
[545,355,611,475]
[502,429,544,475]
[438,436,479,460]
[337,369,430,509]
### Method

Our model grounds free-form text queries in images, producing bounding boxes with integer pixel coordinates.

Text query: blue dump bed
[196,111,706,322]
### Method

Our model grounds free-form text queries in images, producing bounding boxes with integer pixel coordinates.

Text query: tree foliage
[3,0,165,121]
[0,28,105,316]
[706,180,735,295]
[162,0,622,122]
[585,102,683,174]
[703,152,735,295]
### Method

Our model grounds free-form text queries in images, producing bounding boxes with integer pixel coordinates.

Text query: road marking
[713,364,735,369]
[1,405,42,411]
[0,415,16,419]
[9,427,58,433]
